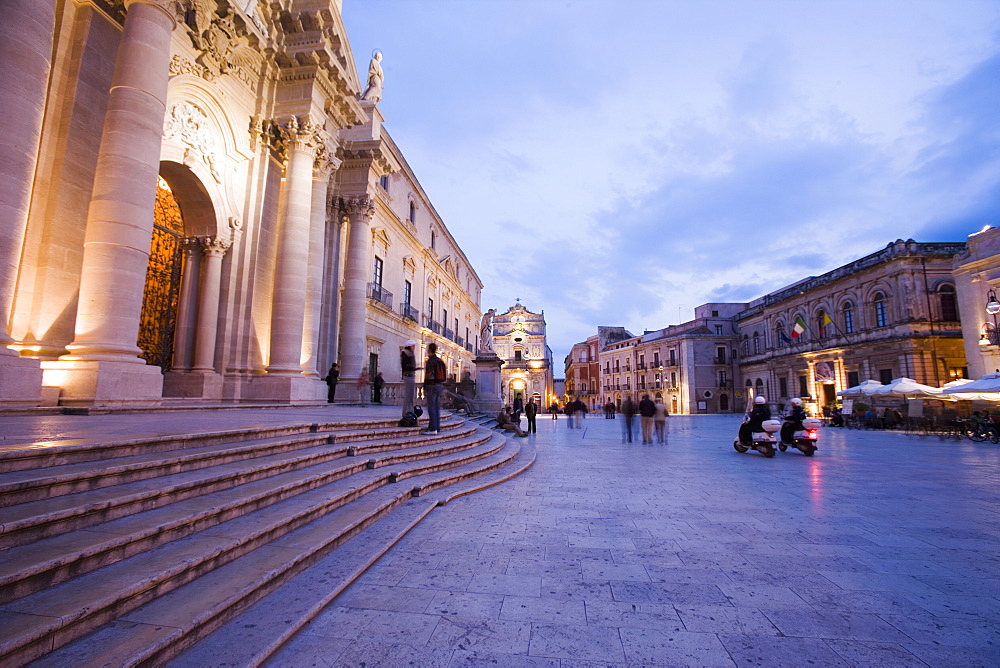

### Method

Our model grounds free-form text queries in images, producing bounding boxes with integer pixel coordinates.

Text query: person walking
[549,402,559,420]
[621,395,636,443]
[372,372,384,404]
[638,393,656,444]
[399,340,418,419]
[356,367,370,407]
[324,363,339,404]
[525,398,538,433]
[423,342,446,434]
[654,397,668,443]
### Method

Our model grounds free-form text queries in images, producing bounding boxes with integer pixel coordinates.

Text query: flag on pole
[822,311,834,331]
[779,329,792,345]
[791,316,808,338]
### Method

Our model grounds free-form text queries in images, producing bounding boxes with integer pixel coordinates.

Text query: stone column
[0,0,55,404]
[191,236,230,371]
[46,0,177,406]
[171,237,203,373]
[301,152,338,377]
[266,116,320,375]
[339,195,375,394]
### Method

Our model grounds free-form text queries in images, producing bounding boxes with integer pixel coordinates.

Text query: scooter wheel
[759,444,775,458]
[778,443,787,452]
[734,440,749,453]
[802,445,816,456]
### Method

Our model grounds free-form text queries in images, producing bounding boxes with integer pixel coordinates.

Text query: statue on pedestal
[478,309,496,355]
[361,51,384,102]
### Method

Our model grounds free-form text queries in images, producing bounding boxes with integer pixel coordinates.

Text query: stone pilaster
[191,236,230,371]
[302,149,339,378]
[45,0,179,406]
[171,237,203,373]
[339,194,376,396]
[0,0,55,404]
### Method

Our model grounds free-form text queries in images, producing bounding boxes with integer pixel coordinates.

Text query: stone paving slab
[263,413,1000,667]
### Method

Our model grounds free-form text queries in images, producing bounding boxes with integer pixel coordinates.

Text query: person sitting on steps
[496,406,528,437]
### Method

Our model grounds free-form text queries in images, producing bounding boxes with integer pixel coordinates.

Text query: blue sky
[341,0,1000,363]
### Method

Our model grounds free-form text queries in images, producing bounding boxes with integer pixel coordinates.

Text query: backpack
[427,357,446,382]
[398,412,418,428]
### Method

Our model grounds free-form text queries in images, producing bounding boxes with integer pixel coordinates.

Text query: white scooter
[779,417,821,456]
[734,419,782,458]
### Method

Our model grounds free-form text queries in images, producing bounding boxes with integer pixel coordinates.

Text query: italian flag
[792,316,808,338]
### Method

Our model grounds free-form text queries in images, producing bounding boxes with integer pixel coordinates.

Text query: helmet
[754,396,766,404]
[790,397,803,406]
[404,339,416,347]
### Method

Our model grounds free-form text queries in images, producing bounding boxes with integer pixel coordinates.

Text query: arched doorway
[719,393,729,411]
[137,177,184,370]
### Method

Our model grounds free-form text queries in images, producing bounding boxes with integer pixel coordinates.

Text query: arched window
[939,284,958,321]
[753,331,760,354]
[873,291,888,327]
[755,378,765,400]
[408,201,416,224]
[817,311,828,338]
[775,322,787,347]
[842,301,855,334]
[742,335,750,356]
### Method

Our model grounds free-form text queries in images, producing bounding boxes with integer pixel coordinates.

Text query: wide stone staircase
[0,412,532,666]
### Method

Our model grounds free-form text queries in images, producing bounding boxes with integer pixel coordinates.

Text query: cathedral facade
[0,0,482,407]
[489,303,555,409]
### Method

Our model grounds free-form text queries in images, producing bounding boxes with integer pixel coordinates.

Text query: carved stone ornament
[313,142,341,177]
[169,55,209,79]
[163,101,223,182]
[341,195,375,219]
[199,234,232,255]
[183,0,262,86]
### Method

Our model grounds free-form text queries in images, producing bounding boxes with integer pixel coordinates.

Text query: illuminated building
[0,0,481,407]
[490,302,554,409]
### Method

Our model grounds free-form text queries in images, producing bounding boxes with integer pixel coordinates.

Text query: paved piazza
[271,413,1000,667]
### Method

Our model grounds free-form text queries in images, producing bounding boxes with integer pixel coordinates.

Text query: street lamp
[980,289,1000,347]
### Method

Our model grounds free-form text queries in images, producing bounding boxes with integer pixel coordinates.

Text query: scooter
[778,417,821,456]
[734,419,781,458]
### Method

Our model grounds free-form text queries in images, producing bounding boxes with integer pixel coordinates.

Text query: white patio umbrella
[870,377,943,399]
[838,379,883,397]
[941,371,1000,395]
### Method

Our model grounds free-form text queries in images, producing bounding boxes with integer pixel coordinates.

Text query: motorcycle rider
[781,397,807,444]
[739,396,771,445]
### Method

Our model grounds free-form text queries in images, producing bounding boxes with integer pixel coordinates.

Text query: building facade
[0,0,482,407]
[736,239,966,413]
[491,303,554,409]
[563,335,600,411]
[953,226,1000,379]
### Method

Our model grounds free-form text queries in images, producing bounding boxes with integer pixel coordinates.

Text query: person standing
[399,340,418,419]
[621,395,636,443]
[638,393,656,444]
[372,371,384,404]
[423,342,446,434]
[549,402,559,420]
[525,398,538,433]
[512,394,524,423]
[356,367,370,407]
[654,397,668,443]
[324,363,339,404]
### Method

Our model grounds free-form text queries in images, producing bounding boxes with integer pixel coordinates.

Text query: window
[712,310,719,317]
[653,352,660,366]
[879,368,894,384]
[430,231,436,250]
[873,291,888,327]
[939,284,958,321]
[403,280,412,306]
[776,322,786,347]
[817,311,827,338]
[442,308,448,327]
[779,377,788,398]
[379,175,390,191]
[718,370,727,386]
[798,375,807,397]
[615,360,620,372]
[715,324,723,336]
[716,347,726,364]
[669,349,676,366]
[514,350,522,361]
[408,201,416,224]
[670,372,677,387]
[756,378,765,399]
[847,371,859,388]
[742,336,749,356]
[753,332,760,354]
[843,302,855,334]
[372,256,383,288]
[427,297,434,320]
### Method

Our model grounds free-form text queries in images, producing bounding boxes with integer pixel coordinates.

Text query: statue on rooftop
[361,51,384,102]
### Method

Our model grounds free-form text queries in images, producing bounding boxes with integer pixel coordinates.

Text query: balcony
[425,318,441,334]
[367,283,393,309]
[464,342,474,353]
[400,303,420,323]
[714,356,727,365]
[636,363,647,370]
[443,327,455,341]
[456,335,465,348]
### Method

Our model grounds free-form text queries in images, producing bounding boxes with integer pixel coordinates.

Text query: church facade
[489,303,555,409]
[0,0,482,407]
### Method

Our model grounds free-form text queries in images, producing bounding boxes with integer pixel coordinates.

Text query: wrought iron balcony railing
[400,303,420,322]
[367,283,393,309]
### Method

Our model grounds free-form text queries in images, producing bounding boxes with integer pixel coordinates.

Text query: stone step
[0,430,493,601]
[0,422,477,549]
[0,418,467,508]
[10,434,521,666]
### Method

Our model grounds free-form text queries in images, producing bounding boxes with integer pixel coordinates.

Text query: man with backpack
[423,342,446,434]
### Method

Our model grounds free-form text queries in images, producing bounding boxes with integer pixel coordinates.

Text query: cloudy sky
[341,0,1000,362]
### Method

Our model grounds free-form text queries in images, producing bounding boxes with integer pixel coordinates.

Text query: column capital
[124,0,186,24]
[198,235,232,256]
[313,142,341,179]
[282,115,324,157]
[341,195,375,220]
